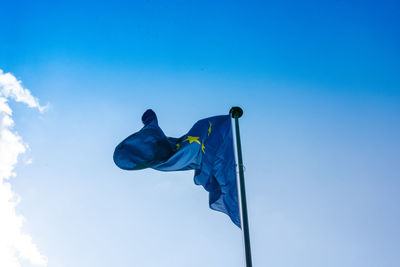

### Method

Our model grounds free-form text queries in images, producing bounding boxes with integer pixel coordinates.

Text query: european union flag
[113,109,240,227]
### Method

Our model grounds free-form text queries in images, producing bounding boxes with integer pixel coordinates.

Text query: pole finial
[230,106,243,118]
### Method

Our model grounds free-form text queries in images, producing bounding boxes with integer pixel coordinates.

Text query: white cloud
[0,70,47,113]
[0,70,47,267]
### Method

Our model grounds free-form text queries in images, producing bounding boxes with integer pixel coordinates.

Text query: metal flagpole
[230,106,253,267]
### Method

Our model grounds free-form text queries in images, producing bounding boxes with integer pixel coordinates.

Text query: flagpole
[230,106,253,267]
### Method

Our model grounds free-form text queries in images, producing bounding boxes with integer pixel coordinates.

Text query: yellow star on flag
[184,136,201,144]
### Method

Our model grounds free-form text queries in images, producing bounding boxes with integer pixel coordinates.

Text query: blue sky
[1,1,400,266]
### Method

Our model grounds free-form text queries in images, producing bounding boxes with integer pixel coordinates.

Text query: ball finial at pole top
[230,106,243,118]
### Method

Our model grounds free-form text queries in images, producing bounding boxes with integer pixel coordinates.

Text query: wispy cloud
[0,69,47,267]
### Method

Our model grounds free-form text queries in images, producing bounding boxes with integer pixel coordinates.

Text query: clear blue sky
[1,1,400,266]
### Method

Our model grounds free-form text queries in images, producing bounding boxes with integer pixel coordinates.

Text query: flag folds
[113,109,240,227]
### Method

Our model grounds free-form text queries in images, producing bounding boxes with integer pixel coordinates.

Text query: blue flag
[113,109,241,227]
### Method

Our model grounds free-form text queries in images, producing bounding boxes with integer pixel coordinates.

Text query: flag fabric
[113,109,241,227]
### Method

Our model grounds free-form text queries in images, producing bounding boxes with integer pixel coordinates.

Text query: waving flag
[113,109,240,227]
